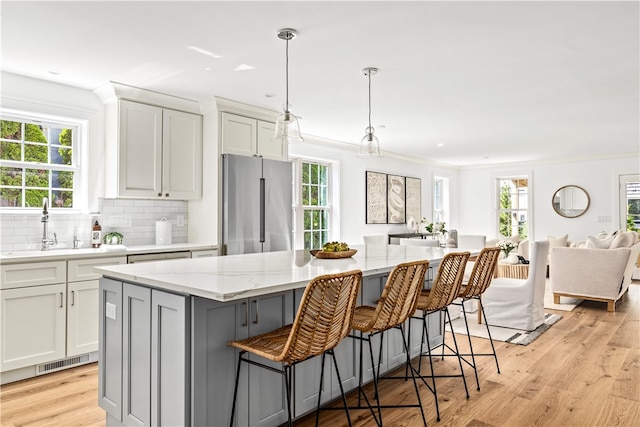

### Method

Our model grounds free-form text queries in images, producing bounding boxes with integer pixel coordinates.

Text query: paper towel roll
[155,217,172,245]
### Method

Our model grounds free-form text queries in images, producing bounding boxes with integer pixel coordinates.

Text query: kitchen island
[95,244,468,427]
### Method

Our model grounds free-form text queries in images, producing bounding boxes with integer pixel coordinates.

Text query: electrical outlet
[177,215,185,227]
[106,302,117,320]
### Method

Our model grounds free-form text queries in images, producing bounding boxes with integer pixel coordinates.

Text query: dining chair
[412,251,470,422]
[348,260,430,427]
[364,235,388,245]
[227,270,362,427]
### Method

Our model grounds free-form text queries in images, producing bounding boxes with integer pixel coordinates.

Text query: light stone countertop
[95,244,475,302]
[0,243,217,264]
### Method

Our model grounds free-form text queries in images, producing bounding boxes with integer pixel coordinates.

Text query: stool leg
[460,300,480,390]
[367,335,383,426]
[400,325,427,427]
[315,353,327,427]
[479,298,501,373]
[229,351,244,427]
[283,365,293,427]
[421,312,441,422]
[444,307,470,399]
[330,350,353,427]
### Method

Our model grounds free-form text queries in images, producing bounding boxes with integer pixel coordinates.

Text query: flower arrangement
[421,218,447,235]
[498,240,517,256]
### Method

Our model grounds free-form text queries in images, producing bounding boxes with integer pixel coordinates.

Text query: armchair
[482,241,550,331]
[549,243,640,312]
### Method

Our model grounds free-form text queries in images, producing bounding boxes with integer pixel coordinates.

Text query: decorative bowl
[310,249,357,259]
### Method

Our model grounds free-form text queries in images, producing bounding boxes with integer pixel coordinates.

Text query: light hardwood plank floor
[2,284,639,427]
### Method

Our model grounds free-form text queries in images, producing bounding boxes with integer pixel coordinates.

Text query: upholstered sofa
[549,231,640,312]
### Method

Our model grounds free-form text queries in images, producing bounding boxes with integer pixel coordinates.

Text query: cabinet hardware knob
[165,193,169,197]
[71,290,75,306]
[60,292,64,308]
[158,193,162,197]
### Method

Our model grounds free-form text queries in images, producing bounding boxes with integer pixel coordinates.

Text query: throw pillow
[547,234,569,248]
[585,235,614,249]
[609,232,635,249]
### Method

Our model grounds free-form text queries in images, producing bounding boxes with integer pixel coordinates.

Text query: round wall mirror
[552,185,590,218]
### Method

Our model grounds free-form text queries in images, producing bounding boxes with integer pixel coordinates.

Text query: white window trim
[290,156,340,250]
[491,170,534,239]
[0,108,87,214]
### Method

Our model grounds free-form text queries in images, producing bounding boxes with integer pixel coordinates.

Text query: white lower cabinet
[98,278,190,427]
[0,283,66,372]
[66,280,100,356]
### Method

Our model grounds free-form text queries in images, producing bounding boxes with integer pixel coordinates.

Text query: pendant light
[273,28,303,144]
[358,67,382,157]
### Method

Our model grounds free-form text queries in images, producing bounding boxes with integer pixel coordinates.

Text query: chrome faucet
[41,197,57,251]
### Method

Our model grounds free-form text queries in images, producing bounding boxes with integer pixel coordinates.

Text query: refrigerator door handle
[259,177,265,243]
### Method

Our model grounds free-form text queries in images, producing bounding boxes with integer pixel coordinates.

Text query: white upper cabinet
[105,99,202,200]
[221,112,286,161]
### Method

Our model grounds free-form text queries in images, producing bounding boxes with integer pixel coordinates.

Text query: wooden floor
[1,284,639,427]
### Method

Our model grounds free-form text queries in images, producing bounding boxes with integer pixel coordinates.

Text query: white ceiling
[2,1,639,167]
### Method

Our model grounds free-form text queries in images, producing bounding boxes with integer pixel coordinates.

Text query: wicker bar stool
[450,247,501,390]
[227,270,362,427]
[412,251,470,422]
[347,260,430,427]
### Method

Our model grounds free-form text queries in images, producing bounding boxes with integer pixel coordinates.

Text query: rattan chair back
[281,269,362,363]
[459,247,501,298]
[361,260,430,332]
[419,252,470,311]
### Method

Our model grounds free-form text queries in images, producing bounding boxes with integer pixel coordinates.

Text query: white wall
[457,157,640,243]
[289,137,458,245]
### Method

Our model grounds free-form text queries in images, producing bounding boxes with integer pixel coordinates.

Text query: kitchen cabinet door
[191,297,249,427]
[162,108,202,199]
[67,280,99,357]
[98,278,123,422]
[221,112,287,161]
[151,289,190,426]
[0,284,66,372]
[246,291,294,427]
[117,100,163,198]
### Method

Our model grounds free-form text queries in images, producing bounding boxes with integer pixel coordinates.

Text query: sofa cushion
[547,234,569,248]
[585,235,615,249]
[610,232,636,249]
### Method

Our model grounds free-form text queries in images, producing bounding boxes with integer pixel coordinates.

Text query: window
[0,111,80,209]
[620,174,640,231]
[297,160,332,250]
[433,176,449,225]
[497,177,529,239]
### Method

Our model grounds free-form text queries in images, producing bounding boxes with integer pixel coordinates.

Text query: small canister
[155,217,172,245]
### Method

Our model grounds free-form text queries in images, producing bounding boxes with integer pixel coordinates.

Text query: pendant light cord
[368,71,372,131]
[285,36,290,113]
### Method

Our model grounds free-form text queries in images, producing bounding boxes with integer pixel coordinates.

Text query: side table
[497,263,529,279]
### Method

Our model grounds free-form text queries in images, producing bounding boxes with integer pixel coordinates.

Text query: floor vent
[35,354,90,375]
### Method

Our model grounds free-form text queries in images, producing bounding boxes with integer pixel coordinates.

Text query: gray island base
[96,245,476,426]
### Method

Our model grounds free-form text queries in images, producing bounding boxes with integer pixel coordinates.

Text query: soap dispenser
[92,220,102,248]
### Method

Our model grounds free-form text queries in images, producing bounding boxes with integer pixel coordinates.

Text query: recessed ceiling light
[234,64,254,71]
[437,143,444,148]
[48,69,61,75]
[265,93,276,98]
[204,67,212,71]
[187,46,221,58]
[377,125,386,129]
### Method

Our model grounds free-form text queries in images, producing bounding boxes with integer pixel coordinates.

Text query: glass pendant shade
[358,127,381,157]
[273,109,303,144]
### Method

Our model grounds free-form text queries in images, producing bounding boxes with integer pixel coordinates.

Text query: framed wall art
[405,177,422,227]
[366,171,387,224]
[387,174,406,224]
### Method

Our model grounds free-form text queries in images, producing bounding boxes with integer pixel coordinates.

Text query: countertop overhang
[95,245,479,302]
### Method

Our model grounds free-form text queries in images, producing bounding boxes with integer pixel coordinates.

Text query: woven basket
[310,249,357,259]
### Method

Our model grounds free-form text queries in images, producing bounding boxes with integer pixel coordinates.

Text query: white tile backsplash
[0,198,188,252]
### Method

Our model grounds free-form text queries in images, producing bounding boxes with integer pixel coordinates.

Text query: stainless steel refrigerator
[221,154,293,255]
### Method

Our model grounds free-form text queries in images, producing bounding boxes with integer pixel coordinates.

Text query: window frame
[292,157,337,250]
[0,109,84,212]
[494,174,531,239]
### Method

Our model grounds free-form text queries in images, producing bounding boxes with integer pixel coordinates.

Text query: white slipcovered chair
[399,238,440,247]
[363,235,388,245]
[457,235,487,250]
[481,240,550,331]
